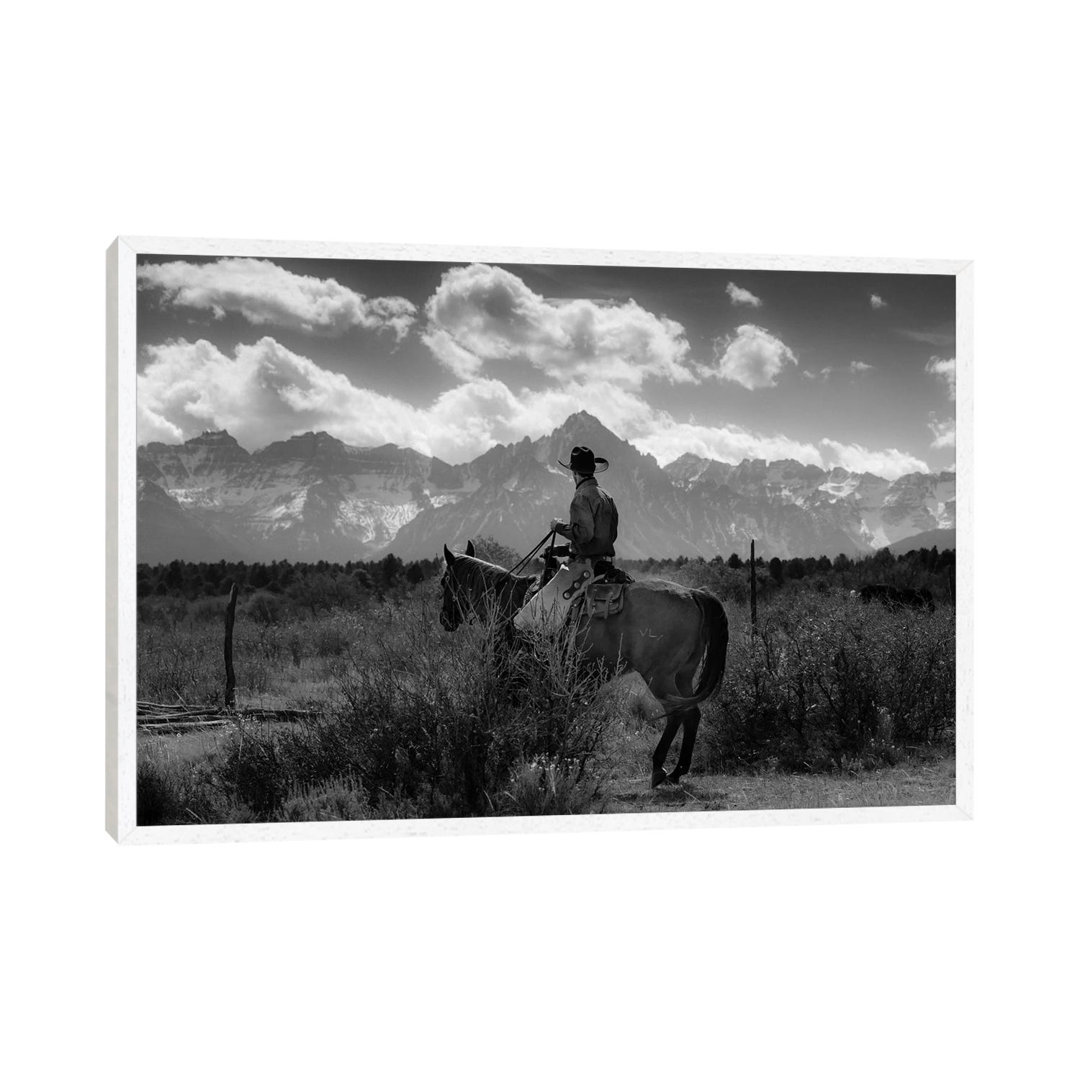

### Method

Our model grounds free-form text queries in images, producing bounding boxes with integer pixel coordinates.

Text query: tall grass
[137,590,618,823]
[136,581,956,823]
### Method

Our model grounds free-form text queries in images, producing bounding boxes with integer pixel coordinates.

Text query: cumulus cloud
[926,355,957,399]
[928,414,956,449]
[137,337,410,452]
[137,334,931,479]
[137,258,417,340]
[870,294,887,310]
[725,282,762,307]
[849,360,873,373]
[137,397,184,443]
[635,421,823,470]
[136,336,656,464]
[421,263,695,388]
[709,324,798,389]
[639,425,930,477]
[820,438,929,480]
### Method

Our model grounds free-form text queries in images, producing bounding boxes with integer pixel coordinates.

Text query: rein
[507,530,556,576]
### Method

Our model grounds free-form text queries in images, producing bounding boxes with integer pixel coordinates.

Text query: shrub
[136,739,257,825]
[700,593,954,772]
[313,624,349,658]
[137,623,224,704]
[472,535,522,569]
[136,595,190,628]
[275,775,379,822]
[187,595,229,624]
[286,630,306,666]
[243,590,286,625]
[496,754,607,815]
[179,603,615,821]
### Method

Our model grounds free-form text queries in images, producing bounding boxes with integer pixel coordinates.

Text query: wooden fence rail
[138,579,315,730]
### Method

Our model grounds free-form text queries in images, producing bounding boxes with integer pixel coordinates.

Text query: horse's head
[440,540,476,631]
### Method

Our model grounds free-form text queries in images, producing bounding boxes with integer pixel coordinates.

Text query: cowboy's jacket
[555,476,619,559]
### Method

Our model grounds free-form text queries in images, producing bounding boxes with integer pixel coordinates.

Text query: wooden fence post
[750,539,757,635]
[224,583,239,708]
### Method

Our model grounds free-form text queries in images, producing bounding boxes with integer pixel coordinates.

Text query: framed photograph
[106,238,971,843]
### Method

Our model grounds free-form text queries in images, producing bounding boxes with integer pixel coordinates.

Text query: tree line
[138,540,955,607]
[630,543,954,582]
[137,553,442,607]
[623,544,955,604]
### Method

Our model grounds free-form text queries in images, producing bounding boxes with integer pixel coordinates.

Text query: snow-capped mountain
[137,430,476,564]
[665,451,955,554]
[136,414,956,564]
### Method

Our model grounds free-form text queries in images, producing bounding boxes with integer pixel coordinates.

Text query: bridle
[440,568,465,629]
[440,560,482,629]
[440,551,540,632]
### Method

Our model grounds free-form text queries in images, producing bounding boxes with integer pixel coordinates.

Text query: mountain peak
[294,429,343,444]
[554,410,609,436]
[186,428,241,447]
[252,429,354,465]
[547,412,635,460]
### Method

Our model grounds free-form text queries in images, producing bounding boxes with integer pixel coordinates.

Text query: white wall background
[5,2,1076,1077]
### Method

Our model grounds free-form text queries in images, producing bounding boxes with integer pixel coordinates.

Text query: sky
[136,254,957,480]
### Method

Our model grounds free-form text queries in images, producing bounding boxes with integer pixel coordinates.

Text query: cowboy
[550,445,619,574]
[514,445,620,631]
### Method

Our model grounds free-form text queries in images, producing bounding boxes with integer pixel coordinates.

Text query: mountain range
[136,411,956,565]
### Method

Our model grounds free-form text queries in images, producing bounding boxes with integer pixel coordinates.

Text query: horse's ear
[465,540,475,557]
[444,544,455,566]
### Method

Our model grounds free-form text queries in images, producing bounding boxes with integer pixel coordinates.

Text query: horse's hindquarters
[583,581,724,705]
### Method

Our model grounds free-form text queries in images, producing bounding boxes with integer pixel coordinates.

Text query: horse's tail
[668,590,729,707]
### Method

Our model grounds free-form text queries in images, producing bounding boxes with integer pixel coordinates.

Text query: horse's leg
[651,707,683,787]
[667,705,700,784]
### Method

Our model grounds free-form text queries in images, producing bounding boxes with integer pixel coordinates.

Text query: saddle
[517,562,634,629]
[592,561,634,585]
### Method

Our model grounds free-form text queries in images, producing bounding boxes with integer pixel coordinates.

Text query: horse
[439,540,728,787]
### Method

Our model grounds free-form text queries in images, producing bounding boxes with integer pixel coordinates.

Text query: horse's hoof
[650,769,669,788]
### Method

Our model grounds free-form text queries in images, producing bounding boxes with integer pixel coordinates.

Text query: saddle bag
[580,581,629,620]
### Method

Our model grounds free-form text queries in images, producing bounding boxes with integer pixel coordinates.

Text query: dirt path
[600,755,955,814]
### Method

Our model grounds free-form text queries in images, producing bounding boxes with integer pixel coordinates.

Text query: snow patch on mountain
[336,498,421,536]
[819,477,859,500]
[263,491,308,522]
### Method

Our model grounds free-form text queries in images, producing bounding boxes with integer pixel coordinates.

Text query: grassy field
[136,576,956,825]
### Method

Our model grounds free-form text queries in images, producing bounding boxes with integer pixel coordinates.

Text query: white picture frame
[106,236,972,844]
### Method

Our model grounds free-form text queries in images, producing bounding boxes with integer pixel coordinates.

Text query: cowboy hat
[558,445,609,474]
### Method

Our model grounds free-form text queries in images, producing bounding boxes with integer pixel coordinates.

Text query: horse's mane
[458,554,535,584]
[451,555,537,615]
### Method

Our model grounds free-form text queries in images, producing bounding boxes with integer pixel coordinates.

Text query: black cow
[858,584,935,612]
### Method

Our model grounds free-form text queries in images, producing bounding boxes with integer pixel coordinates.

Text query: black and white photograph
[11,3,1079,1076]
[130,248,961,826]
